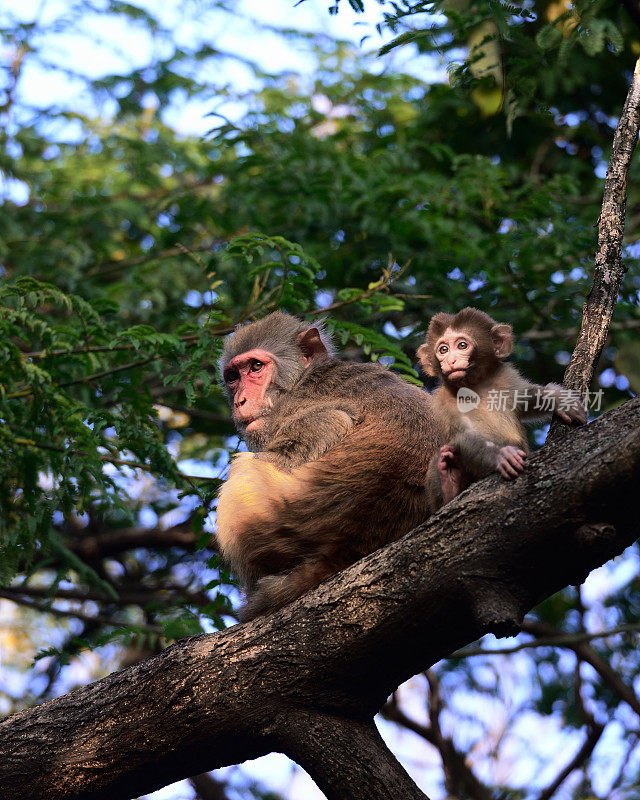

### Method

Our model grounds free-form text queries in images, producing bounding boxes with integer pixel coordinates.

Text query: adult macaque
[216,311,442,620]
[418,307,587,509]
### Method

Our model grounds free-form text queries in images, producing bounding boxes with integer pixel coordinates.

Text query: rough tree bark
[2,44,640,800]
[0,396,638,800]
[550,57,640,415]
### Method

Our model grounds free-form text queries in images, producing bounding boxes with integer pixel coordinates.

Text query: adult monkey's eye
[250,360,264,372]
[224,368,240,384]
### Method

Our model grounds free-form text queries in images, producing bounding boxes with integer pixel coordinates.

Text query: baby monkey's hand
[545,384,588,426]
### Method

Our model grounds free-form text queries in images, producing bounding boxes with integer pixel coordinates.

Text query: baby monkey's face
[434,328,476,383]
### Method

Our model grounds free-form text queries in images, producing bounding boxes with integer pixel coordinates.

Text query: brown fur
[220,311,335,395]
[419,307,586,509]
[216,315,442,620]
[418,307,512,385]
[425,362,532,508]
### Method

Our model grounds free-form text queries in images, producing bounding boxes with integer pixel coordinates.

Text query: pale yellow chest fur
[216,453,302,569]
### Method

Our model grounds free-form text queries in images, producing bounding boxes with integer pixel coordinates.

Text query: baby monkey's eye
[438,345,449,355]
[458,341,468,349]
[250,360,264,372]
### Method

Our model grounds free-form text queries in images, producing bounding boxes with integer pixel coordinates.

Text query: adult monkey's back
[217,312,441,620]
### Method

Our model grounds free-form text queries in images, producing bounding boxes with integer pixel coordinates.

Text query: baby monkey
[418,307,587,509]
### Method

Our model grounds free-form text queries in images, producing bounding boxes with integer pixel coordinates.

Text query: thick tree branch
[0,397,638,800]
[278,712,429,800]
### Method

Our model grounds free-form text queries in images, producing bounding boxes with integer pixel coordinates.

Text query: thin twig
[522,618,640,718]
[3,583,213,608]
[535,668,604,800]
[309,260,407,317]
[549,58,640,439]
[12,436,216,482]
[380,686,494,800]
[0,589,162,634]
[6,354,161,398]
[450,621,640,658]
[523,316,640,341]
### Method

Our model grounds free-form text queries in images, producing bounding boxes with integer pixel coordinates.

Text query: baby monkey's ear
[490,324,513,359]
[417,342,439,377]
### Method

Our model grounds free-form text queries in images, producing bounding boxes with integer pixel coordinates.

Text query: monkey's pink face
[223,348,275,434]
[435,329,475,383]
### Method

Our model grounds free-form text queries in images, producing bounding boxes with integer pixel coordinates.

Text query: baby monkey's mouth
[444,368,468,382]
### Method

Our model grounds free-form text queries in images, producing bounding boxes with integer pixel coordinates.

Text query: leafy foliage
[1,0,639,798]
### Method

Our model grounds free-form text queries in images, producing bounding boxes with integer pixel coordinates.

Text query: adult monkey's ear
[296,327,328,365]
[490,323,513,359]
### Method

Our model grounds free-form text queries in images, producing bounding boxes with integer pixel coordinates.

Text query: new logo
[456,387,480,413]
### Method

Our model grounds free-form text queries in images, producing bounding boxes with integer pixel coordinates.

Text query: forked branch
[0,397,638,800]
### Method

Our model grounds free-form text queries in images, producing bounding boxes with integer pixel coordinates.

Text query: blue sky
[3,0,442,137]
[2,3,634,798]
[0,6,448,797]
